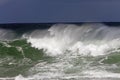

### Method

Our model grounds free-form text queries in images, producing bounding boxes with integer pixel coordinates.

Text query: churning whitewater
[1,23,120,80]
[27,23,120,56]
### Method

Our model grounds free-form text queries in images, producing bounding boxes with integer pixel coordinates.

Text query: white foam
[69,39,120,56]
[15,75,27,80]
[27,37,69,56]
[13,70,120,80]
[83,70,120,78]
[2,23,120,80]
[27,24,120,56]
[15,75,34,80]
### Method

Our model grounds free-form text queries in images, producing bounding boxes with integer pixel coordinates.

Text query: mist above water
[27,23,120,56]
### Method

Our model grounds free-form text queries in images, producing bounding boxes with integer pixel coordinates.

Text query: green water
[1,23,120,79]
[0,39,120,80]
[0,39,53,77]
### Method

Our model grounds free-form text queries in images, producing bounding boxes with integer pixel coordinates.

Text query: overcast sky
[0,0,120,23]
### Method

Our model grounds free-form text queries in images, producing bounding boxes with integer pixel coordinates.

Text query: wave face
[1,23,120,80]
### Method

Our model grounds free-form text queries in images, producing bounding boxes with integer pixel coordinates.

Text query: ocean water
[0,23,120,80]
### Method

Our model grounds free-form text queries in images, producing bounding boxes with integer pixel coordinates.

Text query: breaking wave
[1,23,120,80]
[27,23,120,56]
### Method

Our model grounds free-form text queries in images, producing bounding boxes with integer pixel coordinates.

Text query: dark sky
[0,0,120,23]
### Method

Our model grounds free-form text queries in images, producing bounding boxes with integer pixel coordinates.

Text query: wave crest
[27,23,120,56]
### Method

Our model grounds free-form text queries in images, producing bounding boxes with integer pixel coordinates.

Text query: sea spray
[27,23,120,56]
[0,28,15,40]
[1,23,120,80]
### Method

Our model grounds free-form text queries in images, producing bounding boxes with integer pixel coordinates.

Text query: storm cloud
[0,0,10,6]
[0,0,120,23]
